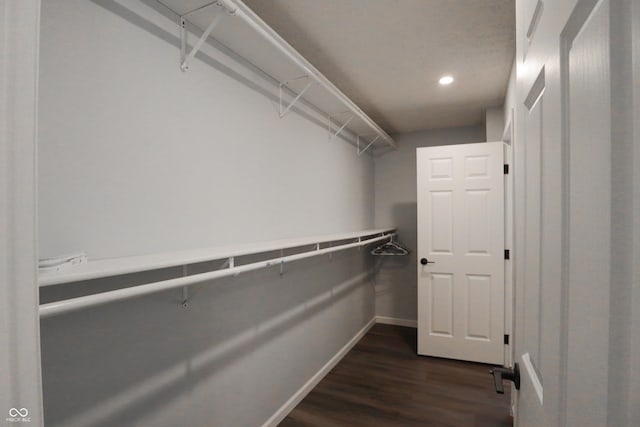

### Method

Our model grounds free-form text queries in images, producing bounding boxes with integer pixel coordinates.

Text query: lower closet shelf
[39,228,396,318]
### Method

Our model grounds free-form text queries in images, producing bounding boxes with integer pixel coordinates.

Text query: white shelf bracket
[331,114,355,141]
[180,13,223,72]
[219,256,234,269]
[357,135,379,156]
[279,76,315,118]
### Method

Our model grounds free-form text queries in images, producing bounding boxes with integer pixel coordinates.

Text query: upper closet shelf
[163,0,397,155]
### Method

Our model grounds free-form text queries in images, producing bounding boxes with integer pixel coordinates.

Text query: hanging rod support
[180,13,223,72]
[182,265,189,308]
[357,135,379,156]
[182,287,189,308]
[279,78,315,118]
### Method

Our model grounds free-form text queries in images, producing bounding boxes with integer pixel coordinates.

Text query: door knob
[490,363,520,393]
[420,258,435,265]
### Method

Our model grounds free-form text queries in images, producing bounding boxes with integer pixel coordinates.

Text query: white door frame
[501,110,515,370]
[501,109,518,420]
[0,1,44,425]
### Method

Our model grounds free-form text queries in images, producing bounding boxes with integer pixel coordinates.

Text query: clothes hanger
[371,237,409,256]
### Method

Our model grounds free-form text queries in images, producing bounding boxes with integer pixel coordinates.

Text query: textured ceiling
[241,0,515,134]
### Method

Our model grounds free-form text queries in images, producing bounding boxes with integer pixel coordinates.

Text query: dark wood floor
[278,324,512,427]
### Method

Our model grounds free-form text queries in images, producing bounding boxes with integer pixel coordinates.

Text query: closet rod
[40,232,394,319]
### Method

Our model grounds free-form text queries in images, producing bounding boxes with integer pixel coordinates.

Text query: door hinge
[504,334,510,345]
[504,249,510,260]
[504,164,509,174]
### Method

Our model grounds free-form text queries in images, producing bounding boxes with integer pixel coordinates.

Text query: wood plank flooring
[278,324,512,427]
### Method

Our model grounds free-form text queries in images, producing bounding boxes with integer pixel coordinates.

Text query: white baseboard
[375,316,417,328]
[260,317,377,427]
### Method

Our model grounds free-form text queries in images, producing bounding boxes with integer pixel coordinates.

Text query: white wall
[373,126,485,322]
[485,106,505,141]
[38,1,376,426]
[38,0,374,261]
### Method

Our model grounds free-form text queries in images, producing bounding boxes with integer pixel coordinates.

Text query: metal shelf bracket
[180,1,238,72]
[279,76,316,118]
[357,135,379,156]
[181,14,222,72]
[328,112,355,142]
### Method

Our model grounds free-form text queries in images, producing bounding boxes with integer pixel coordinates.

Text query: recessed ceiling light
[439,75,454,85]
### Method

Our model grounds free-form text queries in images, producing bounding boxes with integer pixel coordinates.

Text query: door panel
[430,192,453,253]
[417,142,504,365]
[466,190,491,254]
[513,0,623,425]
[466,274,492,340]
[565,1,611,425]
[523,68,544,388]
[430,274,453,336]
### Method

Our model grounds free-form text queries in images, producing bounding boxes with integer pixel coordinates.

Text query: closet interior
[37,1,404,426]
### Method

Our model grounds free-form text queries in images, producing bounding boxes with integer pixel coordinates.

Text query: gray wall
[38,1,375,426]
[373,126,486,321]
[40,253,373,427]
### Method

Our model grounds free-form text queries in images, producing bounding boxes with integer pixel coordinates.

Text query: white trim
[503,117,515,368]
[0,0,43,424]
[375,316,417,328]
[260,317,376,427]
[521,352,543,405]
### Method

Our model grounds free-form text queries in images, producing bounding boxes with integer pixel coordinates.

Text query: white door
[416,141,505,365]
[511,0,638,426]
